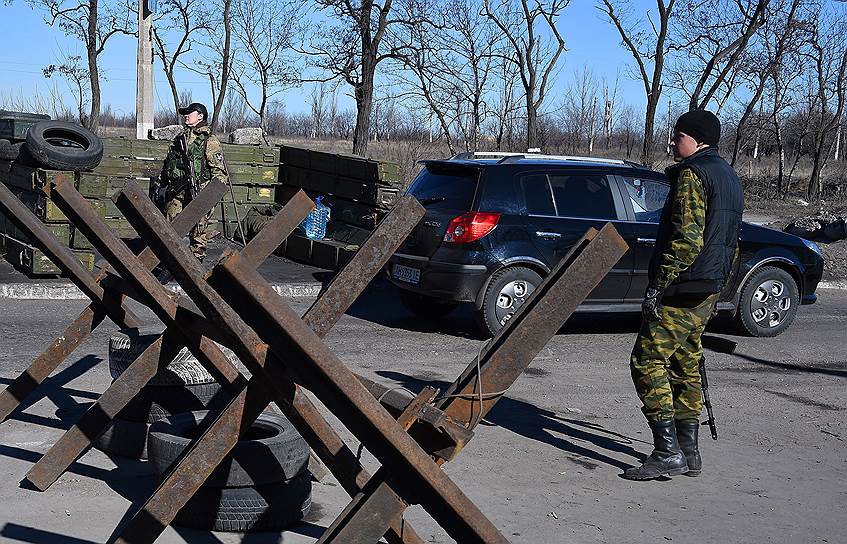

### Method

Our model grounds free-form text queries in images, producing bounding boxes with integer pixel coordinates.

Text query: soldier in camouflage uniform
[161,102,228,262]
[623,110,744,480]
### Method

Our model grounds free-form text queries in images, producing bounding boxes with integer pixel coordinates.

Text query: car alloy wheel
[495,279,535,326]
[478,266,543,337]
[750,279,791,328]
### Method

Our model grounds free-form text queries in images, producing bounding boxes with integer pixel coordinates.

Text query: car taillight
[443,212,500,243]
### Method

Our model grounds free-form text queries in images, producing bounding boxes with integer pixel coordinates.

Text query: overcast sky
[0,1,653,118]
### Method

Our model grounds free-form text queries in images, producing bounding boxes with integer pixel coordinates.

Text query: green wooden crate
[0,214,71,246]
[9,187,105,223]
[71,227,93,249]
[317,195,387,230]
[225,184,276,204]
[0,163,74,193]
[104,217,138,239]
[226,163,279,185]
[283,166,398,207]
[221,143,280,164]
[0,111,50,141]
[3,236,94,276]
[279,145,401,186]
[102,137,135,158]
[87,156,162,178]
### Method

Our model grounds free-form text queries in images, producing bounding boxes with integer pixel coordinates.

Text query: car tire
[93,417,150,459]
[148,410,310,487]
[25,120,103,171]
[736,266,799,337]
[118,382,230,424]
[0,139,23,160]
[172,473,312,532]
[477,266,542,337]
[399,290,459,319]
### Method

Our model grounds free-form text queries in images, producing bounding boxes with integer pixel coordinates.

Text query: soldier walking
[623,110,744,480]
[161,102,228,262]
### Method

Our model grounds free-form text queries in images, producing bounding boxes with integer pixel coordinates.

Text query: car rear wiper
[418,196,446,206]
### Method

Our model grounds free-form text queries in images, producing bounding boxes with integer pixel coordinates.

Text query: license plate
[392,263,420,284]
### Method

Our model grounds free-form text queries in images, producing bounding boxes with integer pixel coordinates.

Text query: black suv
[387,154,824,337]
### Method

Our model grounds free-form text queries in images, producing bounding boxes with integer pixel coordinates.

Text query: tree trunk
[352,78,374,156]
[526,95,538,150]
[211,0,233,131]
[642,91,660,166]
[86,0,100,132]
[776,121,785,196]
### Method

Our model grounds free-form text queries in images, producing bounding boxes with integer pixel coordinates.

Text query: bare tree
[26,0,135,131]
[228,0,302,133]
[730,0,804,166]
[488,51,523,151]
[182,0,232,130]
[42,53,89,125]
[670,0,769,111]
[152,0,209,121]
[602,74,620,150]
[304,0,430,156]
[598,0,676,166]
[484,0,569,150]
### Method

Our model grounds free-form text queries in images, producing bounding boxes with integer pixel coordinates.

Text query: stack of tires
[96,328,238,459]
[0,119,103,171]
[148,410,312,532]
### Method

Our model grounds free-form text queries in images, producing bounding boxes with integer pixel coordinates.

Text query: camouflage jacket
[162,124,228,189]
[651,167,707,291]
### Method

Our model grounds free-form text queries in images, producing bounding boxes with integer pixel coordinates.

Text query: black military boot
[675,419,701,477]
[623,419,689,480]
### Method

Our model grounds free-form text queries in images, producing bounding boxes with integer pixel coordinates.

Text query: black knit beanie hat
[674,110,721,147]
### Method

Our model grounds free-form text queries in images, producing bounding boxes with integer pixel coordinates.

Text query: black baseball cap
[177,102,208,119]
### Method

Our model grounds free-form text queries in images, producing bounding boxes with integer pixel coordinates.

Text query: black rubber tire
[0,139,23,160]
[736,266,799,337]
[399,290,459,319]
[148,410,310,487]
[172,472,312,532]
[93,417,150,459]
[109,328,243,386]
[25,120,103,171]
[118,382,230,424]
[477,266,543,337]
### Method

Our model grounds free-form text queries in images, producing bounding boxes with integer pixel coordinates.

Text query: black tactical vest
[649,147,745,296]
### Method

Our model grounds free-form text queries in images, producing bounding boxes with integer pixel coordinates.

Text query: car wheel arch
[732,256,802,314]
[474,258,549,309]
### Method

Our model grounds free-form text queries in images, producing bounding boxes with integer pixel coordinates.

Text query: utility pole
[136,0,154,139]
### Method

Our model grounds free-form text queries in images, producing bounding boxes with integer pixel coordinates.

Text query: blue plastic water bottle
[303,196,330,240]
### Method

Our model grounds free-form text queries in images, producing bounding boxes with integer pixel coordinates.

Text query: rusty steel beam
[24,179,249,491]
[111,189,427,544]
[213,253,510,544]
[0,180,228,424]
[317,224,629,543]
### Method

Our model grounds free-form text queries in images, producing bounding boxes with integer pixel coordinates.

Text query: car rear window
[408,164,479,210]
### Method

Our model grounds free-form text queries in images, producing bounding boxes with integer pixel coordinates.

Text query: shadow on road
[0,523,99,544]
[376,370,649,471]
[727,351,847,378]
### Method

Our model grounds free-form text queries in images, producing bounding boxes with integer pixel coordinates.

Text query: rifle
[699,355,718,440]
[174,133,200,198]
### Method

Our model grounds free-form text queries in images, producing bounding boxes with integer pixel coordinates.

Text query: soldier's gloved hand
[642,287,662,321]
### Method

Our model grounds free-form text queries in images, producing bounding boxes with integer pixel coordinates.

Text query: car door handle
[637,237,656,245]
[535,231,562,240]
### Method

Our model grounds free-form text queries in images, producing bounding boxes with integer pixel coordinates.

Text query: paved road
[0,284,844,543]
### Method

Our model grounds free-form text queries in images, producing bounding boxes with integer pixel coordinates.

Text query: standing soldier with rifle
[623,110,743,481]
[160,102,228,262]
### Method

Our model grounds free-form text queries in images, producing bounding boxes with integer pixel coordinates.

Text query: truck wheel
[399,290,458,319]
[477,266,542,337]
[25,120,103,171]
[736,266,799,337]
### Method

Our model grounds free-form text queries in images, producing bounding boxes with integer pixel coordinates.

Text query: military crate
[3,235,94,276]
[77,173,149,198]
[283,231,313,263]
[327,220,372,245]
[226,163,279,184]
[0,215,71,246]
[129,139,170,159]
[310,238,357,270]
[226,183,276,204]
[283,166,398,207]
[104,217,138,239]
[102,137,134,158]
[279,145,401,186]
[0,111,50,141]
[70,227,93,249]
[0,163,74,193]
[214,201,276,221]
[320,195,387,230]
[9,186,105,223]
[221,143,280,165]
[87,156,162,178]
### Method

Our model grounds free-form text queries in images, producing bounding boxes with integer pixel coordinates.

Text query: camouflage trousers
[164,183,214,261]
[630,293,718,422]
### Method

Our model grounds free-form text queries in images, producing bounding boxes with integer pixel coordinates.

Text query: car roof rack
[449,151,632,166]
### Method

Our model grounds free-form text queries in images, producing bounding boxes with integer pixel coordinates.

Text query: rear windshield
[408,164,479,210]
